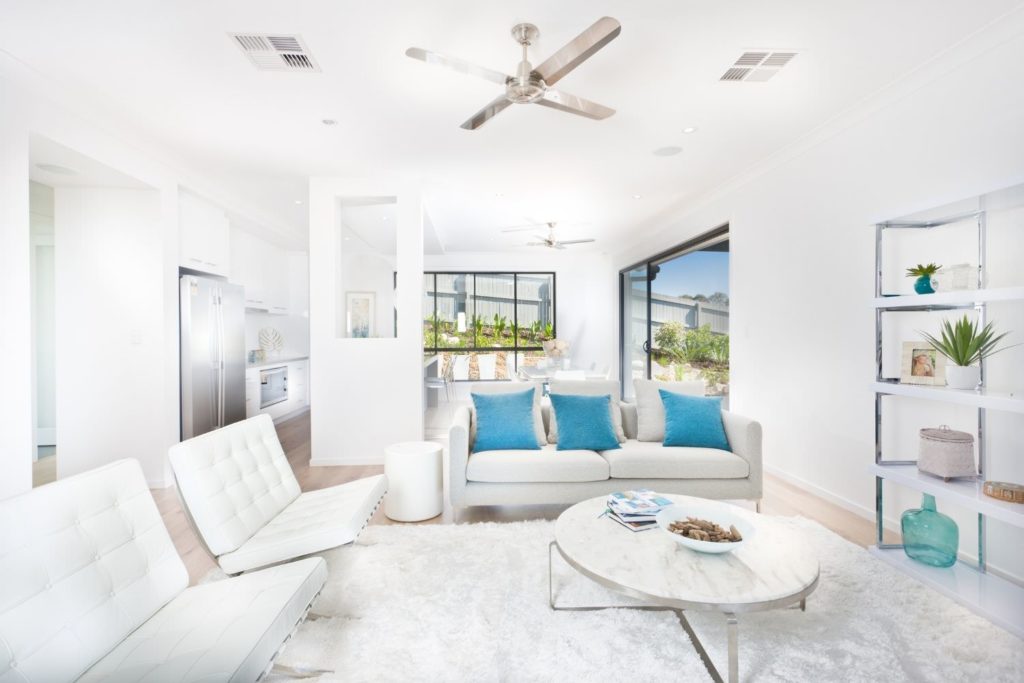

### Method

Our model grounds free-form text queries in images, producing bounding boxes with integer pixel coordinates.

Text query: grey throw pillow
[634,378,706,442]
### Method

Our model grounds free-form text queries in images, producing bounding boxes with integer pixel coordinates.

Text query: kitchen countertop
[247,355,309,370]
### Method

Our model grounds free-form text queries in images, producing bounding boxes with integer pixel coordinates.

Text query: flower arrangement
[542,338,570,359]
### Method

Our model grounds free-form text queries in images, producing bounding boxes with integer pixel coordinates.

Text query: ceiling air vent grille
[230,33,320,72]
[720,50,798,82]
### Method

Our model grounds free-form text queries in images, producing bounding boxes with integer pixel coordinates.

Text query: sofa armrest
[722,411,763,498]
[448,406,471,508]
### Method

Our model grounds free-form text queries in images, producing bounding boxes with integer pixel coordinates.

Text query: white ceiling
[3,0,1019,252]
[29,135,151,189]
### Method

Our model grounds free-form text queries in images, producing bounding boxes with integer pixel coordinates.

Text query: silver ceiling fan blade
[405,47,510,86]
[500,225,545,233]
[536,89,614,120]
[557,238,596,245]
[533,17,621,86]
[554,243,568,250]
[525,242,548,246]
[460,95,514,130]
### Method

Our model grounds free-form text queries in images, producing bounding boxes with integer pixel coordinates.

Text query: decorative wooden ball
[982,481,1024,504]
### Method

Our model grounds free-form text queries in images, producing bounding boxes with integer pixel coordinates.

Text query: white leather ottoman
[385,441,443,522]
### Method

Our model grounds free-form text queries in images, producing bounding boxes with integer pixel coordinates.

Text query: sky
[650,249,729,299]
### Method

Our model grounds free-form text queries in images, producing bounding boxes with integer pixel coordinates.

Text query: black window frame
[618,224,729,396]
[423,271,556,376]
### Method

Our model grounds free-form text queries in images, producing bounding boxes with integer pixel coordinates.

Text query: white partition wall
[309,178,424,465]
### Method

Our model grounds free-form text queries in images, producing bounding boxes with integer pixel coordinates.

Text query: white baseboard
[272,405,309,424]
[309,456,384,467]
[764,464,900,532]
[36,427,56,447]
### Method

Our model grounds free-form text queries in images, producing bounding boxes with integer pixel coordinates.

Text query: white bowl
[656,503,755,554]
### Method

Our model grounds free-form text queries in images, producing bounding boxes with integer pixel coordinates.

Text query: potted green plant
[906,263,942,294]
[919,315,1017,389]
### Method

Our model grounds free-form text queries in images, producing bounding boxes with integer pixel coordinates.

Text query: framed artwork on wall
[900,341,946,385]
[346,291,375,338]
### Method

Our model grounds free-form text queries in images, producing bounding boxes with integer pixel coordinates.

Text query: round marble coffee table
[550,495,819,683]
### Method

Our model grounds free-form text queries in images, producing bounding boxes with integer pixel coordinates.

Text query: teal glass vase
[901,494,958,568]
[914,275,935,294]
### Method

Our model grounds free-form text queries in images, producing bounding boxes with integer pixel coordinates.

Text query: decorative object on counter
[900,493,958,568]
[247,349,266,364]
[919,314,1018,390]
[655,502,754,554]
[345,291,375,338]
[899,341,946,386]
[906,263,942,294]
[931,263,978,291]
[918,425,976,481]
[258,327,284,357]
[983,481,1024,504]
[542,338,570,364]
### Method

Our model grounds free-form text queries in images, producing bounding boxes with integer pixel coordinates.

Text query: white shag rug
[243,517,1021,682]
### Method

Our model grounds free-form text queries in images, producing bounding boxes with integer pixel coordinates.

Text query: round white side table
[384,441,443,522]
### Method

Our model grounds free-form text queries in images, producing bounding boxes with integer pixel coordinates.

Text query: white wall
[54,187,169,482]
[309,179,424,465]
[423,251,618,373]
[614,18,1024,578]
[338,251,396,338]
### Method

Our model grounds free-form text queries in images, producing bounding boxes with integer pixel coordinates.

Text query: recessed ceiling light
[682,126,697,134]
[294,199,303,205]
[653,146,682,157]
[322,118,338,126]
[383,216,389,221]
[344,236,351,241]
[632,194,642,200]
[35,163,77,175]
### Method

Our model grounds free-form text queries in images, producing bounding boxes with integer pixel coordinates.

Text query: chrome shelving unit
[871,210,1024,639]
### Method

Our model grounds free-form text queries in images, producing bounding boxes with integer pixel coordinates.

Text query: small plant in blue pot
[906,263,942,294]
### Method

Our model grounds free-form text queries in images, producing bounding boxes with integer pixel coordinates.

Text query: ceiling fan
[502,221,596,250]
[405,17,621,130]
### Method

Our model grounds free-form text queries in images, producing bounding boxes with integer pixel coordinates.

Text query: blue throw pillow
[471,389,541,452]
[549,394,621,451]
[659,389,731,450]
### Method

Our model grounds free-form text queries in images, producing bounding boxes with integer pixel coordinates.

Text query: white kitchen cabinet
[289,360,307,405]
[179,192,230,277]
[288,251,309,317]
[244,369,260,418]
[230,228,291,314]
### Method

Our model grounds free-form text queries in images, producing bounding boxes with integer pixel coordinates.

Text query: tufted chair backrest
[168,414,301,557]
[0,459,188,682]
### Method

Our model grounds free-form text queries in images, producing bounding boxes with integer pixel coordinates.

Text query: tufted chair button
[94,554,101,561]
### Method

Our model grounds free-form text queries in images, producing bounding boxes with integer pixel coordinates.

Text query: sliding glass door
[620,226,730,400]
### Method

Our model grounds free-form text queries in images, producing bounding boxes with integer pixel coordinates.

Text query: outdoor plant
[906,263,942,278]
[494,314,508,339]
[543,323,554,340]
[919,315,1016,367]
[472,315,484,340]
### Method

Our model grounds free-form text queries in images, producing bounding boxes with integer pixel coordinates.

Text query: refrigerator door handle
[217,287,227,428]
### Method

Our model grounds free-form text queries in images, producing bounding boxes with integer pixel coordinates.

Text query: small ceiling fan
[502,221,596,250]
[406,17,621,130]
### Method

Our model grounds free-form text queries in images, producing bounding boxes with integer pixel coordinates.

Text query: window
[423,272,555,381]
[620,226,729,399]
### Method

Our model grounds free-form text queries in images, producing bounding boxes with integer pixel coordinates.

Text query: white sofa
[449,382,762,510]
[169,413,387,575]
[0,459,326,682]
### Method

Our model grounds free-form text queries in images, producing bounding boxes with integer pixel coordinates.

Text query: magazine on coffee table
[604,490,673,532]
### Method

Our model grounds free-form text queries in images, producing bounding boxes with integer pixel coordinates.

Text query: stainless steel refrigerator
[180,274,246,439]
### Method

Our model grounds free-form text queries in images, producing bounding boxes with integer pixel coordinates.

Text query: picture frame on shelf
[345,291,375,338]
[900,341,947,386]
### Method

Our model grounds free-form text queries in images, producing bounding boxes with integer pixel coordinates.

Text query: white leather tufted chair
[169,414,387,574]
[0,459,327,682]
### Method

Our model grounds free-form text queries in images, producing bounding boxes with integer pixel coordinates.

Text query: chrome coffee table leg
[549,541,739,683]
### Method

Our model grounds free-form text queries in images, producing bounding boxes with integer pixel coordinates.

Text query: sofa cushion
[600,440,749,479]
[468,381,547,449]
[217,474,387,575]
[634,378,706,442]
[466,445,610,483]
[79,557,328,683]
[549,393,621,451]
[0,460,188,683]
[547,380,626,444]
[661,390,730,451]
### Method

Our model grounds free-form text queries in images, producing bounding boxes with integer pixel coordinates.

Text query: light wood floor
[152,411,888,584]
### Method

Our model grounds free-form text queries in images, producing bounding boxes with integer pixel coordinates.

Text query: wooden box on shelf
[983,481,1024,504]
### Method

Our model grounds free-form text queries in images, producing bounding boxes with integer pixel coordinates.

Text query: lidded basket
[918,425,976,481]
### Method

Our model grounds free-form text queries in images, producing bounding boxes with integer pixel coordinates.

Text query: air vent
[230,33,320,72]
[720,50,798,82]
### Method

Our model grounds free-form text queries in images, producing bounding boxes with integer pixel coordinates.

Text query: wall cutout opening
[336,196,397,338]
